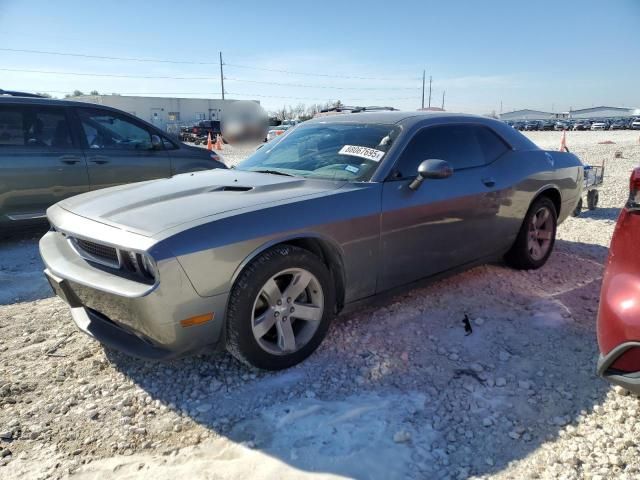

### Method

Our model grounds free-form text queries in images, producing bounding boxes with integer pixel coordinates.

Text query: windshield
[236,122,400,181]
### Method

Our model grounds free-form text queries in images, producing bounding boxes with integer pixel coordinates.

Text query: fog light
[180,313,214,327]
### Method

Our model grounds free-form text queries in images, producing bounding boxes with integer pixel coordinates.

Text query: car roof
[0,95,99,108]
[304,111,499,127]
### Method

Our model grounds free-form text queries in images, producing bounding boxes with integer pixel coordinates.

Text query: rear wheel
[226,245,335,370]
[505,196,557,270]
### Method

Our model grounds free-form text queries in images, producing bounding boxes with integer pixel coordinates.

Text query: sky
[0,0,638,114]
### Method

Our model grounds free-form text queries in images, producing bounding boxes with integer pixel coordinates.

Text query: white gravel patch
[1,132,639,479]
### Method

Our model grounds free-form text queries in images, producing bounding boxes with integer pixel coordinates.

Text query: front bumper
[597,342,640,394]
[40,228,229,360]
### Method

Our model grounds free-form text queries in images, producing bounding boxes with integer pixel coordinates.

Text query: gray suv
[0,92,226,229]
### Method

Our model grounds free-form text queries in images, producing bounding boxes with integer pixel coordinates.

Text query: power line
[0,47,220,65]
[0,67,214,80]
[225,77,419,91]
[224,63,413,81]
[0,47,418,81]
[2,67,420,90]
[30,89,419,102]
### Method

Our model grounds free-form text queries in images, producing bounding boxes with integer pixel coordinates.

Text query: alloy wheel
[251,268,324,355]
[527,206,554,261]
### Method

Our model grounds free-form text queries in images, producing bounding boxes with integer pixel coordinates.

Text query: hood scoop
[217,185,254,192]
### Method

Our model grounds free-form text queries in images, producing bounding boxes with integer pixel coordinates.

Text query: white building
[568,106,636,119]
[501,106,638,121]
[499,109,553,121]
[72,95,261,131]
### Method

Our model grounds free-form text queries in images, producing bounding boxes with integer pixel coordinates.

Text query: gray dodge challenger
[40,112,583,369]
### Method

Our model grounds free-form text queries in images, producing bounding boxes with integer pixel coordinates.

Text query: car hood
[57,169,345,237]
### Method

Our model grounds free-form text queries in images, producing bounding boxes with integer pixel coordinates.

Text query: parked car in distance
[512,121,525,131]
[523,120,540,131]
[0,93,226,230]
[40,111,584,370]
[192,120,222,138]
[265,125,290,142]
[590,120,610,131]
[573,120,591,131]
[609,119,628,130]
[597,166,640,393]
[631,118,640,130]
[539,120,555,131]
[554,121,569,131]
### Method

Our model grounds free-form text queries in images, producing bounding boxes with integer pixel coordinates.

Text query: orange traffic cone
[215,134,223,150]
[206,132,213,151]
[559,130,568,152]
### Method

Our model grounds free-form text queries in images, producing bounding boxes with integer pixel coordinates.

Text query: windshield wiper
[251,169,295,177]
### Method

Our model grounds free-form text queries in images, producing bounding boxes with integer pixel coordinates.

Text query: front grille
[73,238,119,267]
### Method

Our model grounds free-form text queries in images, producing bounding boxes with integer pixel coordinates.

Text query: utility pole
[500,100,503,114]
[421,70,425,109]
[428,76,432,108]
[219,51,225,100]
[442,90,446,110]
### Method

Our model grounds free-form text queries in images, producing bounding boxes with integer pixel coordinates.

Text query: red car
[597,166,640,392]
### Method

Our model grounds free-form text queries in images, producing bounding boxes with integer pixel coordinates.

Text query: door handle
[59,156,81,165]
[482,177,496,187]
[90,159,109,165]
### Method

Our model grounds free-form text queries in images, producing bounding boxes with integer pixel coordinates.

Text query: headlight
[140,253,158,280]
[122,250,157,282]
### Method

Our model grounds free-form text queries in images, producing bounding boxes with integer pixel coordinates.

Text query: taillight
[628,167,640,211]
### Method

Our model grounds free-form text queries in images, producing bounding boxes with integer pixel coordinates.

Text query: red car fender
[597,208,640,370]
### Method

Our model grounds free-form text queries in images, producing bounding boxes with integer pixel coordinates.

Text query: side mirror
[150,134,163,150]
[408,159,453,191]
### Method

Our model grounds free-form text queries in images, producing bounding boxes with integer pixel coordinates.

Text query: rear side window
[77,108,152,150]
[475,126,510,163]
[0,106,72,148]
[0,108,24,146]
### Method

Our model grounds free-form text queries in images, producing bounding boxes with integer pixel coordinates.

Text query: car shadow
[105,239,610,478]
[0,228,51,305]
[576,206,621,221]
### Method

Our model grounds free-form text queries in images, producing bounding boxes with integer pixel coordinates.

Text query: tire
[587,190,599,210]
[572,197,583,217]
[505,196,558,270]
[225,245,335,370]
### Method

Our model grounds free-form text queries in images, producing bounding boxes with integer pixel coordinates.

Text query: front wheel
[505,197,558,270]
[225,245,335,370]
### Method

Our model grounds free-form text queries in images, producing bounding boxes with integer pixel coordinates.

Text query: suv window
[77,108,152,150]
[0,106,72,148]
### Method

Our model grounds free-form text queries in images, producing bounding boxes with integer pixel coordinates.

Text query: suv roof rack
[0,89,47,98]
[319,105,398,113]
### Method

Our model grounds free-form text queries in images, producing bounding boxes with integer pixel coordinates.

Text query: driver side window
[77,109,152,150]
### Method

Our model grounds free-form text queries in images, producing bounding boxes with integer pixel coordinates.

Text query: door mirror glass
[151,134,163,150]
[409,159,453,190]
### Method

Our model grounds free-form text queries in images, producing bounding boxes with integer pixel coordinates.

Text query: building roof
[500,109,552,116]
[570,106,632,114]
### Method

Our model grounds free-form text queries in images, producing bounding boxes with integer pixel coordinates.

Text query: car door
[74,107,171,190]
[378,123,509,291]
[0,103,89,223]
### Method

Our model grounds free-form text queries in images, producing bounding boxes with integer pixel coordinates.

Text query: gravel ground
[1,131,639,479]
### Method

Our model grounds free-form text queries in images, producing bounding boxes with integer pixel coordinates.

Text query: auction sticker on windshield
[338,145,385,162]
